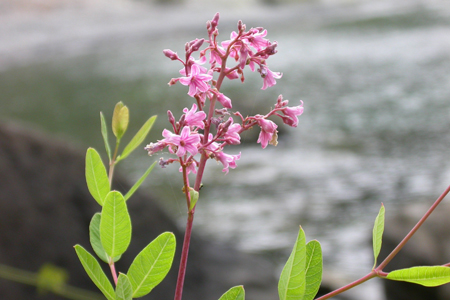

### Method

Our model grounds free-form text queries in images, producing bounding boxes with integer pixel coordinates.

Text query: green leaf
[36,263,68,295]
[117,115,156,163]
[278,226,306,300]
[188,188,199,212]
[89,213,121,264]
[124,161,156,201]
[100,112,112,161]
[74,245,115,300]
[100,191,132,259]
[128,232,176,298]
[86,148,110,206]
[116,273,133,300]
[112,102,129,140]
[303,240,322,300]
[386,266,450,287]
[372,203,385,269]
[218,286,245,300]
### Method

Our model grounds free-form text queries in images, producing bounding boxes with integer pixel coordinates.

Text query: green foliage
[36,264,68,295]
[218,286,245,300]
[100,112,112,161]
[74,245,115,300]
[387,266,450,287]
[112,102,129,140]
[116,273,133,300]
[279,226,307,300]
[279,227,323,300]
[100,191,132,259]
[86,148,110,206]
[117,115,156,163]
[128,232,176,298]
[303,241,322,300]
[90,213,121,264]
[372,204,385,269]
[124,161,156,201]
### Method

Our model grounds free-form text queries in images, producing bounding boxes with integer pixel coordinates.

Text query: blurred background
[1,0,450,299]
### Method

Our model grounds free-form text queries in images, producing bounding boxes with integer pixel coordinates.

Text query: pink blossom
[281,101,304,127]
[256,117,278,149]
[259,66,282,90]
[183,103,206,129]
[215,151,241,174]
[246,29,270,51]
[204,133,240,173]
[223,120,241,145]
[178,64,213,97]
[162,127,200,157]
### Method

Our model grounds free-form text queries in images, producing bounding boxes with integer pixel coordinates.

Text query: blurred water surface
[1,1,450,299]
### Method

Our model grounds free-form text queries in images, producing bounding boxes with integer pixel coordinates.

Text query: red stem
[109,263,118,285]
[315,184,450,300]
[173,54,229,300]
[174,211,194,300]
[377,184,450,270]
[315,271,377,300]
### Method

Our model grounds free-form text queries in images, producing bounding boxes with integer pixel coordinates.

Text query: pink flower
[162,127,200,157]
[183,103,206,129]
[223,120,241,145]
[178,64,213,97]
[244,29,270,51]
[281,101,304,127]
[259,66,282,90]
[256,117,278,149]
[204,133,240,173]
[215,151,241,174]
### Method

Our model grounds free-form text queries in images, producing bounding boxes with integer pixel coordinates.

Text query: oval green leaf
[74,245,115,300]
[124,161,156,201]
[387,266,450,287]
[100,191,132,259]
[100,112,112,161]
[128,232,176,298]
[86,148,110,206]
[117,115,156,163]
[372,203,385,269]
[303,240,322,300]
[218,285,245,300]
[116,273,133,300]
[89,213,121,263]
[278,226,306,300]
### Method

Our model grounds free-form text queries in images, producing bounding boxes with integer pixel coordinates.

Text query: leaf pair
[85,148,157,206]
[101,108,156,164]
[278,227,322,300]
[75,232,176,299]
[372,204,450,287]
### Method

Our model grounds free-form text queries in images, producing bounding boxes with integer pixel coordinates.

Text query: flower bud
[190,38,205,52]
[167,110,175,126]
[163,49,179,60]
[211,12,220,28]
[112,101,129,140]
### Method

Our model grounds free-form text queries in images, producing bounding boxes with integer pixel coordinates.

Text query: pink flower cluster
[145,13,304,175]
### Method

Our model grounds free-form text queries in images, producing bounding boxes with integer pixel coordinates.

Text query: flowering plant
[74,12,450,300]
